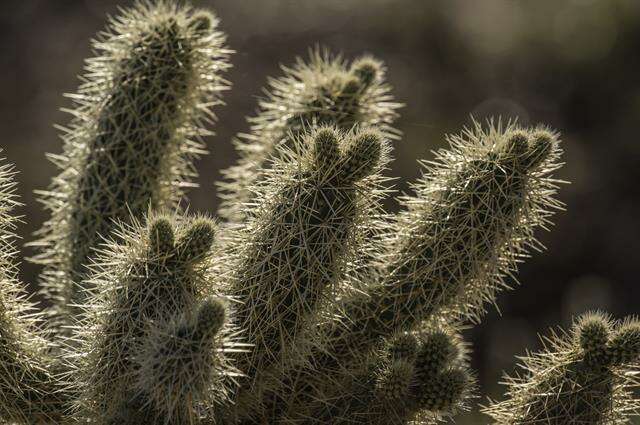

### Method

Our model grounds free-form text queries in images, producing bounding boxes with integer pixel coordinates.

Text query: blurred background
[1,0,639,422]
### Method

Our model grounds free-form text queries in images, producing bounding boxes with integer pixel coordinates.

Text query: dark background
[1,1,639,422]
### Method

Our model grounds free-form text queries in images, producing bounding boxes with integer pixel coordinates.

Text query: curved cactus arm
[0,157,70,423]
[30,1,231,328]
[217,48,400,223]
[483,312,640,424]
[73,213,222,422]
[265,120,565,422]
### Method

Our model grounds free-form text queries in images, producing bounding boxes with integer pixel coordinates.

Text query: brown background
[1,1,639,422]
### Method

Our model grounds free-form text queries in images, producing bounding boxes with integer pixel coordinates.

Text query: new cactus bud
[339,130,383,184]
[608,319,640,366]
[414,330,459,378]
[417,368,469,413]
[484,313,640,424]
[375,360,415,402]
[174,218,217,264]
[350,56,381,89]
[134,298,235,424]
[217,49,400,222]
[389,333,419,362]
[576,312,611,367]
[31,1,231,329]
[312,127,341,173]
[149,217,175,255]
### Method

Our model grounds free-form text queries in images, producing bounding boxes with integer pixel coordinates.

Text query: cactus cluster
[0,1,636,424]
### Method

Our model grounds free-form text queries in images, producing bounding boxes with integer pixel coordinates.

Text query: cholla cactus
[1,1,636,425]
[31,1,231,328]
[304,328,473,425]
[74,213,238,423]
[0,157,68,423]
[263,122,564,423]
[484,312,640,424]
[217,48,401,223]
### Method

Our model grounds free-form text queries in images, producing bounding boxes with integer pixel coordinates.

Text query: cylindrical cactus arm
[74,213,221,422]
[217,49,400,223]
[0,157,69,423]
[267,121,564,422]
[224,127,387,416]
[30,1,231,327]
[320,123,562,363]
[483,312,640,424]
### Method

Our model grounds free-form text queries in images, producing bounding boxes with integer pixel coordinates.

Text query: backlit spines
[223,127,387,418]
[0,158,69,424]
[75,213,220,421]
[266,121,563,423]
[31,0,231,327]
[217,49,400,222]
[484,313,640,424]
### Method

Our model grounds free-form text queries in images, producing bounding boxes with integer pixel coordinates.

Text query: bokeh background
[1,0,639,422]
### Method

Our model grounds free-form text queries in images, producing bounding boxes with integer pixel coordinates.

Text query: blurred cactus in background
[0,1,636,424]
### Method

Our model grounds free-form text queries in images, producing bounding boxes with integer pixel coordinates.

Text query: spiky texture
[296,328,472,425]
[484,312,640,424]
[74,213,237,423]
[217,49,400,222]
[135,297,237,424]
[221,126,388,419]
[31,1,231,328]
[0,2,582,423]
[0,158,69,423]
[263,121,563,422]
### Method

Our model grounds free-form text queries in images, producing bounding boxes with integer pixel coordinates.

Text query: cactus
[73,213,237,423]
[484,312,640,424]
[0,1,636,424]
[221,126,388,419]
[259,121,564,423]
[217,49,401,223]
[0,157,69,423]
[30,0,231,329]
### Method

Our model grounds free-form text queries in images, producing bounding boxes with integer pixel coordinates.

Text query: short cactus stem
[484,312,640,424]
[217,49,400,223]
